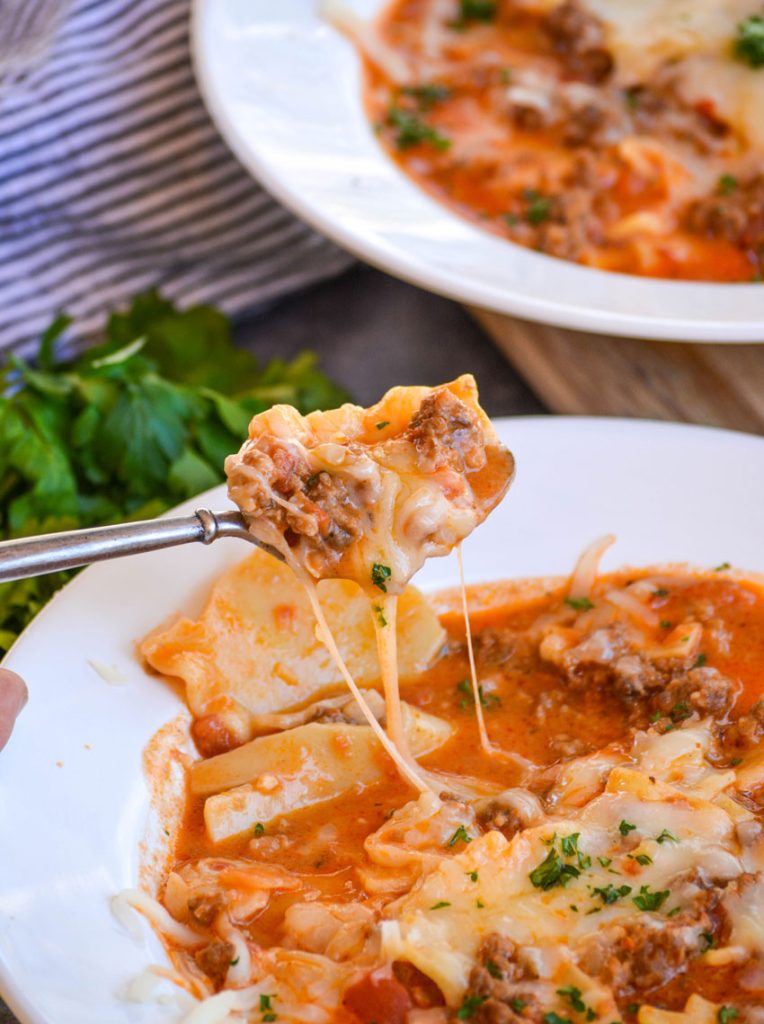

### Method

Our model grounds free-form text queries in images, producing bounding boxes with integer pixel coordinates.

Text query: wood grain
[471,308,764,433]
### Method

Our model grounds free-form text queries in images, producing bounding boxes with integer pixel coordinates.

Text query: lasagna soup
[126,384,764,1022]
[348,0,764,281]
[135,552,764,1023]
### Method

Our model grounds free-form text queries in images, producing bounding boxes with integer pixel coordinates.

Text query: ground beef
[578,875,718,996]
[562,101,611,147]
[188,895,222,927]
[476,789,545,837]
[541,0,613,83]
[547,733,590,757]
[405,389,487,474]
[227,433,365,552]
[194,940,235,990]
[726,701,764,750]
[463,935,545,1024]
[686,175,764,269]
[652,667,736,720]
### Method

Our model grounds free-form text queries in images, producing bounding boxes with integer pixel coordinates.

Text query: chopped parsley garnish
[260,994,277,1022]
[619,820,637,836]
[431,900,451,910]
[467,870,479,882]
[373,604,387,627]
[453,0,497,26]
[592,883,632,904]
[659,620,673,630]
[734,15,764,67]
[718,174,738,195]
[564,595,595,611]
[485,959,502,978]
[509,998,527,1011]
[457,678,499,710]
[731,756,743,767]
[447,824,472,848]
[667,906,682,917]
[632,885,670,911]
[656,829,678,844]
[386,107,451,151]
[529,845,580,890]
[543,1014,573,1024]
[653,588,670,597]
[718,1008,739,1024]
[627,1005,639,1016]
[253,822,265,837]
[631,853,653,866]
[401,83,451,111]
[375,420,390,430]
[230,956,240,966]
[670,701,691,723]
[371,562,392,591]
[457,995,488,1019]
[714,561,731,571]
[649,710,663,723]
[700,931,716,950]
[694,653,708,667]
[476,898,485,908]
[560,833,580,857]
[556,986,586,1013]
[523,189,554,225]
[598,856,612,867]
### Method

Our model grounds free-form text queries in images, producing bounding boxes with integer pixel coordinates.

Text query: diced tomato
[342,971,413,1024]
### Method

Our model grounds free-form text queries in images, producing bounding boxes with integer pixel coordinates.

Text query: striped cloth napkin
[0,0,353,359]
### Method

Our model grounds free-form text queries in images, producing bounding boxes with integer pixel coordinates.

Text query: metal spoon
[0,509,283,584]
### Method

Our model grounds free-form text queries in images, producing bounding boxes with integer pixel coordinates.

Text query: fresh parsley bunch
[0,290,348,652]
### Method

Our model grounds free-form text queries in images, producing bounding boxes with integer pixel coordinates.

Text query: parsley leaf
[371,563,392,591]
[447,824,472,848]
[453,0,497,26]
[734,15,764,67]
[619,820,637,836]
[457,995,487,1019]
[656,829,678,844]
[457,678,500,710]
[718,174,738,196]
[564,595,594,611]
[386,107,451,151]
[592,883,632,904]
[632,885,670,911]
[529,846,580,890]
[718,1007,739,1023]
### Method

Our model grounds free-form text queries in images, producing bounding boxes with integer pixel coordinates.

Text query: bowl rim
[191,0,764,344]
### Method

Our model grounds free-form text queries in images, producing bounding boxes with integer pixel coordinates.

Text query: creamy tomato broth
[353,0,764,281]
[136,561,764,1023]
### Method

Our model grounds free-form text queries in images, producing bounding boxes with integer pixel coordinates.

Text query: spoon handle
[0,509,268,583]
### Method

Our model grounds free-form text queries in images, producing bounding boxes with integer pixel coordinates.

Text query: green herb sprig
[0,291,348,653]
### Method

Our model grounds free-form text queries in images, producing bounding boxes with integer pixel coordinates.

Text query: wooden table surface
[473,308,764,434]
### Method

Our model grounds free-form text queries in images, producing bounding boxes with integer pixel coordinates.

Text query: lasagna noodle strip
[301,579,434,795]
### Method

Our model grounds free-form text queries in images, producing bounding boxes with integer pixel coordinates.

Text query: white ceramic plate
[2,415,764,1024]
[191,0,764,343]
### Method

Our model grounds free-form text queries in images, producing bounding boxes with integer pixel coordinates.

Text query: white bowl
[192,0,764,343]
[3,415,764,1023]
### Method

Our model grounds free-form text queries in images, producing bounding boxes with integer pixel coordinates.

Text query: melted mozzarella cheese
[383,723,757,1004]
